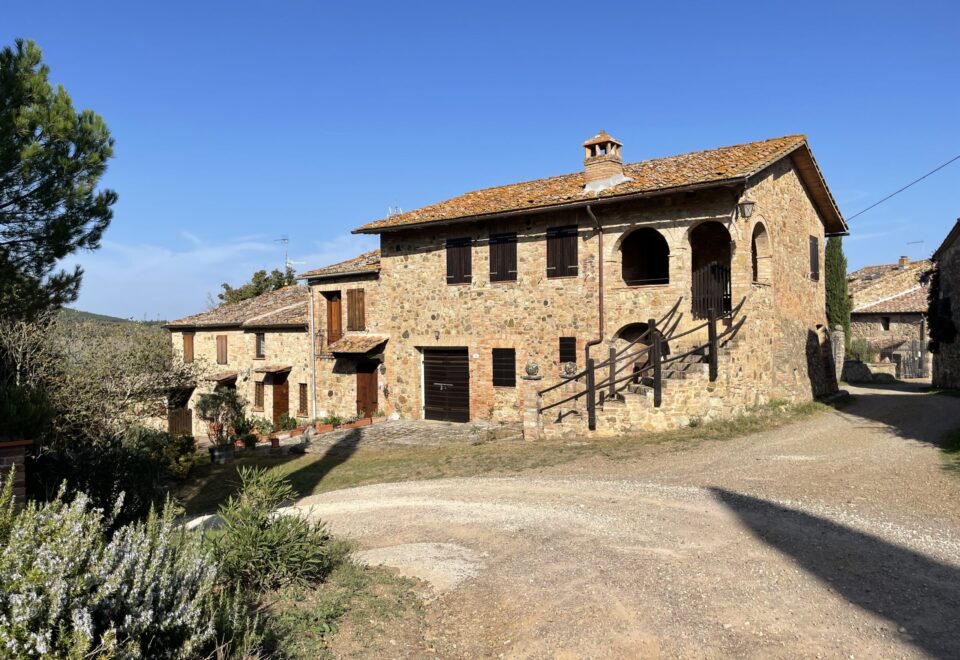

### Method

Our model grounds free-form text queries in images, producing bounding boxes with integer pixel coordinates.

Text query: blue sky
[5,1,959,319]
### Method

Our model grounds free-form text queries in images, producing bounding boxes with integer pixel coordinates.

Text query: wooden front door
[356,362,378,418]
[423,348,470,422]
[272,377,289,428]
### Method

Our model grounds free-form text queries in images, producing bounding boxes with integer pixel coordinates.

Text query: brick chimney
[583,131,631,193]
[898,255,910,267]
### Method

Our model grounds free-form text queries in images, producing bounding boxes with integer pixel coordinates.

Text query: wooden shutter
[347,289,366,331]
[254,382,265,409]
[298,383,308,415]
[490,233,518,282]
[809,236,820,281]
[492,348,516,387]
[326,293,342,345]
[559,336,577,365]
[182,333,194,363]
[547,226,578,278]
[446,238,472,284]
[216,335,228,364]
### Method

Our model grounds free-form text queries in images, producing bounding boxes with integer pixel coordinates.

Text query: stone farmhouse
[164,286,312,436]
[931,218,960,388]
[847,256,931,377]
[297,132,848,438]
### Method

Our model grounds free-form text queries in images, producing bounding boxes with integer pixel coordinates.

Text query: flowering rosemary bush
[0,476,218,658]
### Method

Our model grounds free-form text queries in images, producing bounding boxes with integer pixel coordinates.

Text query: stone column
[831,324,846,385]
[521,362,543,441]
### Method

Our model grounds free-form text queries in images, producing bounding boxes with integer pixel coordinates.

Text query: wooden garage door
[423,348,470,422]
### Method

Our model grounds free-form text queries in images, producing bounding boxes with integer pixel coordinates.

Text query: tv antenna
[274,236,290,271]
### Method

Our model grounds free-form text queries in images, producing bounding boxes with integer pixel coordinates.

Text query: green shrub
[0,488,218,658]
[241,432,258,449]
[277,412,298,431]
[196,389,246,445]
[212,467,332,591]
[0,382,53,442]
[848,337,876,363]
[251,416,274,435]
[319,414,343,427]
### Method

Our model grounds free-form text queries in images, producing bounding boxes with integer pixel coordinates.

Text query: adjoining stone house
[931,218,960,388]
[847,256,931,377]
[164,286,313,436]
[302,132,848,436]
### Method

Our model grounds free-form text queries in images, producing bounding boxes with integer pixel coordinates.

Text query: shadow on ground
[180,430,363,515]
[712,487,960,659]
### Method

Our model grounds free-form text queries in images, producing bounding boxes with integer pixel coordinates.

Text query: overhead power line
[847,152,960,222]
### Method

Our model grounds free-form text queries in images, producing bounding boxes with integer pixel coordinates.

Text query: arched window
[620,228,669,286]
[751,222,771,283]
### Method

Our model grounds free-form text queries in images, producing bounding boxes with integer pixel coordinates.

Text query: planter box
[340,418,372,430]
[208,444,235,465]
[257,434,270,444]
[289,427,304,438]
[314,423,334,434]
[371,416,388,425]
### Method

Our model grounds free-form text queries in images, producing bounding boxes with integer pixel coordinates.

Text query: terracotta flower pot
[314,423,334,433]
[342,418,372,429]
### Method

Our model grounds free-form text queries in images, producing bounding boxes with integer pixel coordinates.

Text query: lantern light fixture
[738,198,756,219]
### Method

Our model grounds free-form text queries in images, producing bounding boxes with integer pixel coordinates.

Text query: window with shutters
[298,383,308,416]
[347,289,366,331]
[182,333,194,363]
[547,226,578,278]
[492,348,516,387]
[325,292,342,345]
[489,233,518,282]
[809,236,820,281]
[216,335,228,364]
[255,332,265,358]
[446,238,472,285]
[559,336,577,365]
[254,382,264,410]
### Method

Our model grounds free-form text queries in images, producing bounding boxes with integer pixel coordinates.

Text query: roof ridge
[242,300,308,325]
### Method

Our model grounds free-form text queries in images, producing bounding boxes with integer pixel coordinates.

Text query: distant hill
[60,308,166,326]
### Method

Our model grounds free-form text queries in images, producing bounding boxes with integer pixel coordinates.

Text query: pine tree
[218,266,297,305]
[825,236,851,345]
[0,40,117,320]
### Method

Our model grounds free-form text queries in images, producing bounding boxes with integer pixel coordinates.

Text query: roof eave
[298,268,381,282]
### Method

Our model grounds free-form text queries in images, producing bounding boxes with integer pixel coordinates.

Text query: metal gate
[897,339,928,379]
[692,261,731,320]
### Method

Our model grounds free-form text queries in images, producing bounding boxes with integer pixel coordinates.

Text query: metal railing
[537,297,746,431]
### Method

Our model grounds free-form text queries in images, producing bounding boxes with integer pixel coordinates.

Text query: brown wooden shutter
[347,289,366,331]
[547,226,578,278]
[446,238,471,284]
[183,333,194,363]
[490,233,517,282]
[809,236,820,281]
[298,383,308,415]
[326,293,342,345]
[254,382,265,409]
[216,335,228,364]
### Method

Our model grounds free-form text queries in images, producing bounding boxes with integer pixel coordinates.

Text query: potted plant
[277,412,298,434]
[315,414,342,432]
[241,432,258,450]
[195,389,245,465]
[251,416,274,442]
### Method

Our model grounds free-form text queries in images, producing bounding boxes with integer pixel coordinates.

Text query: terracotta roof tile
[165,285,308,329]
[242,301,309,328]
[327,334,389,354]
[299,249,381,279]
[206,371,238,382]
[353,135,841,233]
[253,364,292,374]
[853,287,929,314]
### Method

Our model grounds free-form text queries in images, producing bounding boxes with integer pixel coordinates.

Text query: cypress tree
[825,236,851,345]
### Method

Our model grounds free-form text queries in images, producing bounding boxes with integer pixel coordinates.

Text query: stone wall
[370,157,833,427]
[933,239,960,388]
[851,314,926,345]
[169,327,312,436]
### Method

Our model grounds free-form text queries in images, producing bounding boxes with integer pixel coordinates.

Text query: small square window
[492,348,516,387]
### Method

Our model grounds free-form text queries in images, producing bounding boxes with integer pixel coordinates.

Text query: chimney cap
[898,255,910,266]
[583,130,622,148]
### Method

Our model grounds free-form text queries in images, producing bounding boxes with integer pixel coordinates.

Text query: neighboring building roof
[165,285,308,329]
[206,371,238,383]
[254,364,292,374]
[327,334,389,354]
[353,135,846,235]
[849,258,931,314]
[853,286,928,314]
[933,218,960,260]
[299,249,381,280]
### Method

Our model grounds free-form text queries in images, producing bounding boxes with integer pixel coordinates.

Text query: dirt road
[298,382,960,658]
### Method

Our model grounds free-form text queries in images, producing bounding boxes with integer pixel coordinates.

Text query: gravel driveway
[296,381,960,658]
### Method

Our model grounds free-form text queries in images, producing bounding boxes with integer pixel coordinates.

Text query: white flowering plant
[0,470,219,659]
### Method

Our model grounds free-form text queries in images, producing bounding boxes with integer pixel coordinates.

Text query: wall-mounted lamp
[434,330,440,341]
[379,363,387,375]
[738,198,756,219]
